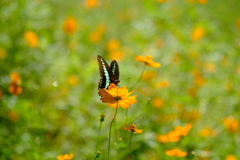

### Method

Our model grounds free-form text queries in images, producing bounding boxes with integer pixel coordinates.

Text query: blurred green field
[1,0,240,159]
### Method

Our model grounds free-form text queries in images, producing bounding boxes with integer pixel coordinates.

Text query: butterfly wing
[97,55,115,89]
[110,60,120,85]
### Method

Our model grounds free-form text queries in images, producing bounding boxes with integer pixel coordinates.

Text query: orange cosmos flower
[106,39,120,51]
[165,148,187,157]
[68,75,79,86]
[191,26,205,41]
[121,123,143,134]
[156,134,168,143]
[63,17,78,36]
[85,0,99,8]
[24,31,39,47]
[9,72,22,95]
[99,84,137,109]
[225,154,237,160]
[223,116,239,133]
[135,55,161,68]
[152,97,164,108]
[156,0,168,2]
[57,153,74,160]
[199,127,218,137]
[237,18,240,30]
[198,0,207,4]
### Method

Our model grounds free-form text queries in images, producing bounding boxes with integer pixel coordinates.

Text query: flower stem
[129,65,146,91]
[129,131,134,160]
[108,102,119,160]
[95,121,103,153]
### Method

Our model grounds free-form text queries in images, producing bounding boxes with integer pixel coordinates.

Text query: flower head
[191,26,205,41]
[165,148,187,157]
[135,55,161,68]
[63,17,78,36]
[121,123,143,134]
[99,84,137,109]
[57,153,74,160]
[9,72,22,95]
[223,116,239,133]
[24,31,39,47]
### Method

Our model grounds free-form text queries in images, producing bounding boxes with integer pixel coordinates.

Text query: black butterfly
[97,55,120,89]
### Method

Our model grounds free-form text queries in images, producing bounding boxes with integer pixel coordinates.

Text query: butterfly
[97,55,120,89]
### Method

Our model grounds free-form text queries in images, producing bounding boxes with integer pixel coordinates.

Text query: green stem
[129,131,134,160]
[129,65,146,91]
[95,121,103,152]
[108,102,119,160]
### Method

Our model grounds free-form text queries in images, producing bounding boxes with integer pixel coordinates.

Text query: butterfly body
[97,55,120,89]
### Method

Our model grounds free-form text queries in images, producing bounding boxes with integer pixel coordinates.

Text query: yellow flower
[135,55,161,68]
[223,116,239,133]
[165,148,187,157]
[191,26,205,41]
[9,72,22,95]
[0,48,7,59]
[121,123,143,134]
[99,84,137,109]
[63,17,78,36]
[199,128,218,137]
[57,153,74,160]
[84,0,99,8]
[24,31,39,47]
[225,154,237,160]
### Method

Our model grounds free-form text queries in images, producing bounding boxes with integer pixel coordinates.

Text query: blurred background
[0,0,240,159]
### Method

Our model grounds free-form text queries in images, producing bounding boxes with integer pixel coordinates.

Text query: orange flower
[9,72,22,95]
[175,124,192,136]
[106,39,120,51]
[0,48,7,59]
[108,50,124,61]
[156,80,169,88]
[84,0,99,8]
[63,17,78,36]
[24,31,39,47]
[90,25,106,43]
[165,148,187,157]
[68,75,79,86]
[198,0,207,4]
[223,116,239,133]
[99,84,137,109]
[199,128,218,137]
[237,18,240,30]
[191,26,205,41]
[57,153,74,160]
[152,97,164,108]
[121,123,143,134]
[135,55,161,68]
[156,0,168,2]
[225,154,237,160]
[156,134,168,143]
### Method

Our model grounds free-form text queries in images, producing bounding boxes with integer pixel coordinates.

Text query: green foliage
[1,0,240,159]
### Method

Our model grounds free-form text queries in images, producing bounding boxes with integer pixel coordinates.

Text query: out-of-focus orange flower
[165,148,187,157]
[204,62,216,73]
[135,55,161,68]
[99,84,137,109]
[121,123,143,134]
[57,153,74,160]
[106,39,120,51]
[225,154,237,160]
[156,80,169,88]
[68,75,79,86]
[0,89,3,100]
[198,0,207,4]
[223,116,239,133]
[9,110,19,122]
[156,0,168,3]
[152,97,164,108]
[180,110,201,122]
[188,86,197,97]
[191,69,206,87]
[84,0,99,8]
[191,26,205,41]
[236,18,240,30]
[108,50,124,61]
[24,31,39,47]
[9,72,22,95]
[142,70,157,81]
[90,25,106,43]
[0,48,7,59]
[199,127,218,137]
[156,134,168,143]
[63,17,78,36]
